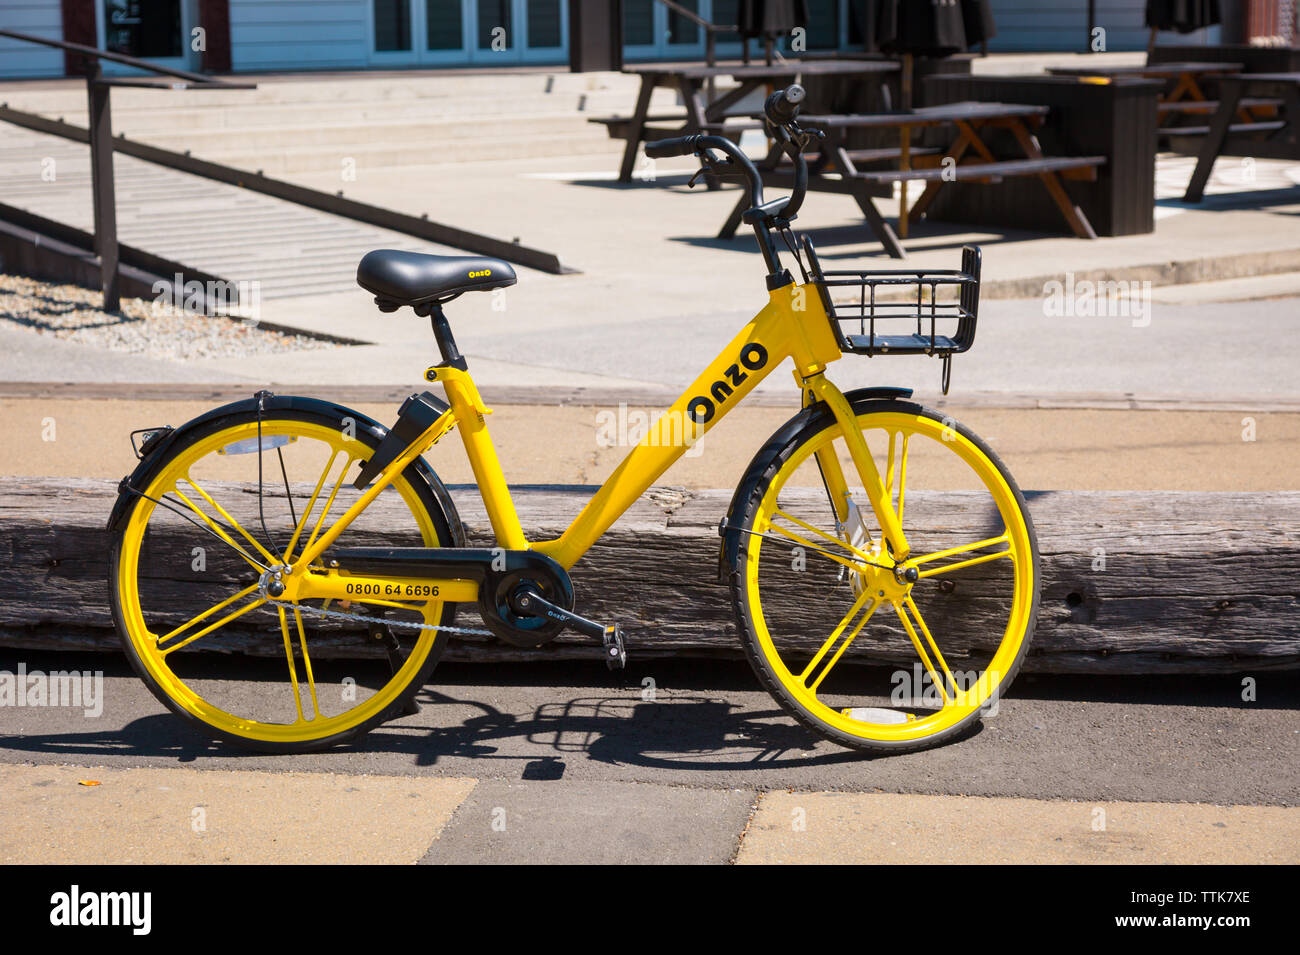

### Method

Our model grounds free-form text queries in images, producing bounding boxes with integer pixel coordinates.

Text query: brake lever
[688,151,741,189]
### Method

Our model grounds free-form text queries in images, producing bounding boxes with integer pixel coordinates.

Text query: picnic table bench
[717,101,1106,259]
[592,59,898,184]
[1183,72,1300,203]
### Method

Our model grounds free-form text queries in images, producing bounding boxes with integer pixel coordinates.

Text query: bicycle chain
[258,599,494,637]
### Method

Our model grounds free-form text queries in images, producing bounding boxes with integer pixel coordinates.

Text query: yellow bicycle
[109,86,1039,754]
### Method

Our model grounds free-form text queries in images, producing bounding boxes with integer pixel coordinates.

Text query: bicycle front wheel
[728,397,1040,753]
[109,404,458,752]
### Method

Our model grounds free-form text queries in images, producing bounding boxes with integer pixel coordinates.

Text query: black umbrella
[1146,0,1222,33]
[877,0,971,58]
[876,0,997,102]
[1146,0,1220,53]
[873,0,997,236]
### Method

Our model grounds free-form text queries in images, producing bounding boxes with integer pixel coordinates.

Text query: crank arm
[510,588,626,670]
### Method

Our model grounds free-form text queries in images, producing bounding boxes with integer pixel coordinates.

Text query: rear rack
[804,238,981,374]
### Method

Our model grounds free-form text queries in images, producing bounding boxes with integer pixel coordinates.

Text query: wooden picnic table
[1046,61,1278,129]
[608,59,898,184]
[1183,72,1300,203]
[717,101,1106,259]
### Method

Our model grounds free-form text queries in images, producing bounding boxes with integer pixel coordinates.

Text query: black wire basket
[804,237,981,362]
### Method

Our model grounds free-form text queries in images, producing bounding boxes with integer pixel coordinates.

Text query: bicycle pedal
[603,624,627,671]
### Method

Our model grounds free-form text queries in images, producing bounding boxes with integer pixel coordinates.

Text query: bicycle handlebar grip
[764,84,806,126]
[644,134,702,159]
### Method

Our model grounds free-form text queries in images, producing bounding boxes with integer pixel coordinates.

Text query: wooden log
[0,477,1296,674]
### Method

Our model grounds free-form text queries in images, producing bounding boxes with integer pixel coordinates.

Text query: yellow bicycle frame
[285,282,910,603]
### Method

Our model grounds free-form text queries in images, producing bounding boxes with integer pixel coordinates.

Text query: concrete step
[1147,271,1300,305]
[9,89,674,131]
[123,114,628,151]
[204,136,622,174]
[1,71,655,114]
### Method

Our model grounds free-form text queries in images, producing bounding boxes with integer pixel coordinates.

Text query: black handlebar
[644,85,812,280]
[643,134,703,159]
[764,84,806,126]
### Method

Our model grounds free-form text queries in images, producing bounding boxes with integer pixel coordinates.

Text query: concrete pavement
[0,653,1296,864]
[2,61,1298,866]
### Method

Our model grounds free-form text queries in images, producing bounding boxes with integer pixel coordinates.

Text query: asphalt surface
[3,651,1295,807]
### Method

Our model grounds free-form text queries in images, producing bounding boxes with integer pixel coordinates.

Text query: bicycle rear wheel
[109,405,458,752]
[728,397,1040,753]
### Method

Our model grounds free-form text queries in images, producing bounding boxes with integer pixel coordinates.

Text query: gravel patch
[0,273,336,362]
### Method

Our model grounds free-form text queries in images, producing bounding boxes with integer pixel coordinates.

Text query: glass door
[371,0,421,65]
[468,0,567,64]
[424,0,468,60]
[623,0,707,61]
[98,0,199,74]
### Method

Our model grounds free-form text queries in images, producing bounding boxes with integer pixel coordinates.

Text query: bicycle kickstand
[367,620,422,715]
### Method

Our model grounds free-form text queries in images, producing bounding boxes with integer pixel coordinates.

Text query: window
[527,0,562,48]
[103,0,182,58]
[668,0,700,45]
[374,0,413,51]
[624,0,655,46]
[426,0,463,50]
[805,0,842,50]
[477,0,513,49]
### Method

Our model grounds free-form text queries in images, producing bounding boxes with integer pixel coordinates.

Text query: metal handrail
[654,0,744,68]
[0,28,251,88]
[0,28,256,311]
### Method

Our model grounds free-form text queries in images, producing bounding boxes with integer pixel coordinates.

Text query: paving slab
[1,653,1295,808]
[419,779,755,865]
[737,791,1300,865]
[0,762,475,864]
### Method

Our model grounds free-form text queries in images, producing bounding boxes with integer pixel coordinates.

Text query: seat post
[429,305,466,369]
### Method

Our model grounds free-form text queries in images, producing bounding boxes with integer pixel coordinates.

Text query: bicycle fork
[799,372,910,562]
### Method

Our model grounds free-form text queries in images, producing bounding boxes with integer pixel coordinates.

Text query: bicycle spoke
[895,600,952,706]
[178,476,279,566]
[283,449,343,564]
[896,433,910,522]
[278,606,306,722]
[771,508,876,565]
[918,549,1013,578]
[912,534,1011,578]
[903,595,956,699]
[159,597,267,655]
[164,487,269,573]
[301,455,353,560]
[801,588,879,694]
[158,582,260,646]
[292,607,321,720]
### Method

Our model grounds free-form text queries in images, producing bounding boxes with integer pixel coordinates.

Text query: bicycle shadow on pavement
[0,687,939,771]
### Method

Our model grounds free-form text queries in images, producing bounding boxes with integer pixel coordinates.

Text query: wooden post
[898,54,913,240]
[85,62,120,313]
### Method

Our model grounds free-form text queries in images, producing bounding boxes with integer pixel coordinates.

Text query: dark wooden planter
[920,73,1163,237]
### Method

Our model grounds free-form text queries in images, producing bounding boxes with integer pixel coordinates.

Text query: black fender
[106,393,466,549]
[717,386,912,575]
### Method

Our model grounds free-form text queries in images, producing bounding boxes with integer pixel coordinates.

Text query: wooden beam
[2,479,1296,674]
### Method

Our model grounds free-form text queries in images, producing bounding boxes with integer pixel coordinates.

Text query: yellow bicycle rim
[115,419,444,745]
[745,409,1035,743]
